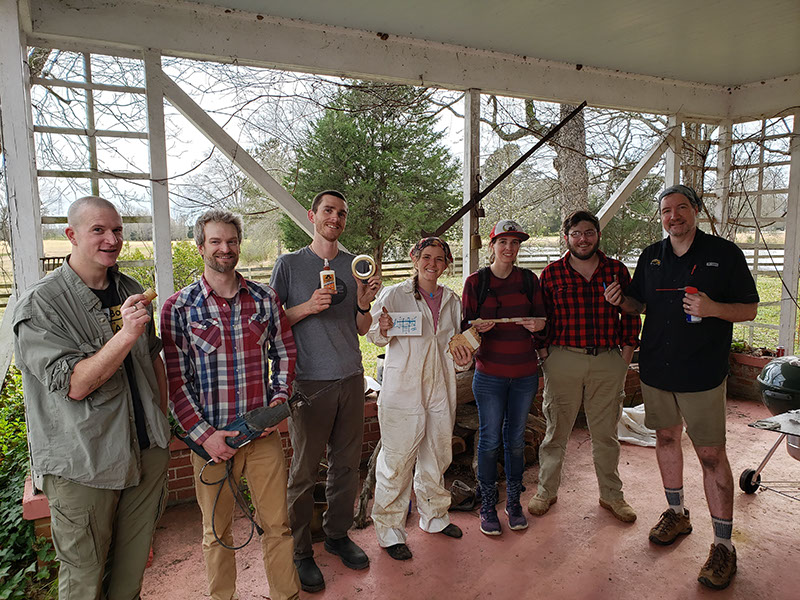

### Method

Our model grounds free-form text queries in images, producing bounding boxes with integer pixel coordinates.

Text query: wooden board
[469,317,546,324]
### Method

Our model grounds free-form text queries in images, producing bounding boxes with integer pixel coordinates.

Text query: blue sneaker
[480,506,502,536]
[505,504,528,530]
[505,480,528,530]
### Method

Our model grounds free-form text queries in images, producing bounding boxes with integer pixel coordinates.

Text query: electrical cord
[190,371,364,550]
[198,458,263,551]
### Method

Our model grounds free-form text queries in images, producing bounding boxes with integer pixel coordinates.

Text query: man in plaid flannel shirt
[529,210,640,524]
[161,209,300,600]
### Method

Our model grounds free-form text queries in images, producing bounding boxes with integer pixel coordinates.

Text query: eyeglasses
[568,229,597,239]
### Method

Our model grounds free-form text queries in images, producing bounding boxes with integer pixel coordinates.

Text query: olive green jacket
[13,258,170,490]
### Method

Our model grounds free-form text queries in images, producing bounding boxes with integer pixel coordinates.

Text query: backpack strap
[520,268,535,304]
[475,267,491,316]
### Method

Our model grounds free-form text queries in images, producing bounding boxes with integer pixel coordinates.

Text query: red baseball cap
[489,219,529,242]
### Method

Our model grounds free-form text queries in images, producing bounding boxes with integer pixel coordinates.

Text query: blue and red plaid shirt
[161,274,296,445]
[539,250,640,349]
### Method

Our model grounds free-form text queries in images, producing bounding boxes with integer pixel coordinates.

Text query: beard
[205,254,238,273]
[568,239,599,260]
[315,221,343,242]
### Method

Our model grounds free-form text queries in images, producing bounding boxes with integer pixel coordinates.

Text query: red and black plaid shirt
[540,250,640,349]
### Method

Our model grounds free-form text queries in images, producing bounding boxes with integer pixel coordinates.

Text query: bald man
[13,196,171,600]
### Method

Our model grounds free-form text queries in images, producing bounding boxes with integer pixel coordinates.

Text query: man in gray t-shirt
[270,190,380,593]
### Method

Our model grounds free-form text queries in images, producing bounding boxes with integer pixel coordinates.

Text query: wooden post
[714,121,733,234]
[597,129,673,229]
[144,50,175,303]
[665,114,683,188]
[462,89,480,281]
[83,52,100,196]
[153,64,315,240]
[779,113,800,353]
[0,0,44,294]
[663,114,683,239]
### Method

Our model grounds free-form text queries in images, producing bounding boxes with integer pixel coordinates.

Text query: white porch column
[665,114,683,188]
[714,121,733,233]
[462,89,480,281]
[662,114,683,238]
[0,0,43,293]
[779,113,800,353]
[144,50,175,303]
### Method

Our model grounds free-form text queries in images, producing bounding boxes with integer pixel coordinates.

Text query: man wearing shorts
[605,185,758,590]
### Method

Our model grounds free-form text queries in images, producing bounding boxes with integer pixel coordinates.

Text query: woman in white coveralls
[367,237,473,561]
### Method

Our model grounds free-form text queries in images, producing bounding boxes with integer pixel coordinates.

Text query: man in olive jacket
[13,196,170,600]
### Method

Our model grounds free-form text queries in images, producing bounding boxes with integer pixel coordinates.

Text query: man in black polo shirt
[605,185,758,590]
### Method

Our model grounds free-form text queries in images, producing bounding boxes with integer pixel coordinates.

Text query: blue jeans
[472,371,538,488]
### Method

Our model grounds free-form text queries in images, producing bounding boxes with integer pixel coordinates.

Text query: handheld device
[178,391,311,461]
[178,370,363,462]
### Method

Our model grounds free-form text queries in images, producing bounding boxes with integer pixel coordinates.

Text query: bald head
[67,196,119,228]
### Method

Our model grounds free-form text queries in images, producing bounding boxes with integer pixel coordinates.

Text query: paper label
[320,270,337,290]
[387,311,423,336]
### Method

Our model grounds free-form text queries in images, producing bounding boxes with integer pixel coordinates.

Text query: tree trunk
[553,104,589,234]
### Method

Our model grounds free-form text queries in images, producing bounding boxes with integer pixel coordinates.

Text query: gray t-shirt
[270,246,363,380]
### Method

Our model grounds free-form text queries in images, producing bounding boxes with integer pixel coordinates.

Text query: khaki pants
[191,433,299,600]
[42,446,170,600]
[286,377,364,559]
[538,347,628,501]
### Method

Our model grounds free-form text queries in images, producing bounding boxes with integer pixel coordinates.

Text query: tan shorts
[640,379,727,447]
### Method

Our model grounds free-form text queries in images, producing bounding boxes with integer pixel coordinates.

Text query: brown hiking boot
[599,498,637,523]
[698,543,737,590]
[527,494,557,516]
[649,508,692,545]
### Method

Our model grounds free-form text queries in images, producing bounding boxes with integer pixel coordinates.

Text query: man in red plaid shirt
[161,209,300,600]
[528,210,641,523]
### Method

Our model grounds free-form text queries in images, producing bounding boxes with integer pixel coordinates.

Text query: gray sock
[664,486,684,514]
[712,516,733,550]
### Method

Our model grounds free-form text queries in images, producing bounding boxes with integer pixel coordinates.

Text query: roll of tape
[351,254,376,280]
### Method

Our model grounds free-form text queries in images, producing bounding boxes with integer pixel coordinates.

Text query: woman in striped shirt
[461,220,546,536]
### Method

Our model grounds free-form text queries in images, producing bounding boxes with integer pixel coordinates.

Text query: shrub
[118,241,205,291]
[0,367,56,600]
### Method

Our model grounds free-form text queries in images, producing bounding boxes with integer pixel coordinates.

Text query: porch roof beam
[24,0,799,121]
[150,63,315,240]
[596,127,677,229]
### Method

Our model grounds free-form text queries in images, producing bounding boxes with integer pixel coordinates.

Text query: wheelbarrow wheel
[739,468,761,494]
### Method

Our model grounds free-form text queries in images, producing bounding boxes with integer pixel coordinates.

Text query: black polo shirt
[626,229,758,392]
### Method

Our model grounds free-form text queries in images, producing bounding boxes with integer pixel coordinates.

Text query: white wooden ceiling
[190,0,800,87]
[21,0,800,120]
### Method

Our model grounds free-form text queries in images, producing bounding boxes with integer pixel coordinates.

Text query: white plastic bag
[617,404,656,447]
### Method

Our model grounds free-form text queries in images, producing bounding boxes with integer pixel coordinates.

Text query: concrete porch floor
[141,397,800,600]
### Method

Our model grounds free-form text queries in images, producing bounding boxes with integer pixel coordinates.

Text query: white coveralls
[367,278,465,547]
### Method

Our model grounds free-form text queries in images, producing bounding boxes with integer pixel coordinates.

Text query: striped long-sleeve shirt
[161,274,296,445]
[539,251,640,350]
[461,266,546,378]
